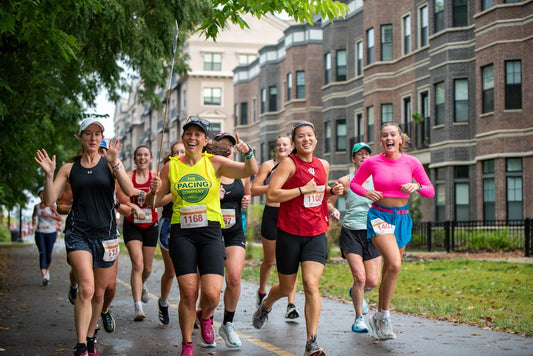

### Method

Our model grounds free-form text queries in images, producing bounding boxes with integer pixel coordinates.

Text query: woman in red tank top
[252,121,343,356]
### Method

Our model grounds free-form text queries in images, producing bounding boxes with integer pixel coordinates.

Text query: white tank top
[36,205,57,233]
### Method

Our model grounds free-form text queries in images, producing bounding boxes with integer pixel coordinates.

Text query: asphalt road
[0,237,531,355]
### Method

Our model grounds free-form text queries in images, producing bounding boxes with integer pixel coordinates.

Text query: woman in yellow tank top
[154,117,257,356]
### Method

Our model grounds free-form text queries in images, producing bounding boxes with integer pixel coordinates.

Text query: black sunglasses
[292,121,315,130]
[186,116,210,127]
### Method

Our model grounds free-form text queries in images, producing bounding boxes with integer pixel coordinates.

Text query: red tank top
[125,170,158,228]
[277,154,329,236]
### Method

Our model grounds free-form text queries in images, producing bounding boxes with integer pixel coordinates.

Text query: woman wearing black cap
[154,117,257,356]
[35,117,145,356]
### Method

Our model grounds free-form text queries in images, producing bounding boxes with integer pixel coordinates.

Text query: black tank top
[221,179,245,233]
[69,156,117,238]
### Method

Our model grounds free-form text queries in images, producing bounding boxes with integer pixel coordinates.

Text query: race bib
[134,209,152,224]
[102,238,120,262]
[221,208,236,229]
[371,218,396,236]
[180,205,208,229]
[303,185,325,208]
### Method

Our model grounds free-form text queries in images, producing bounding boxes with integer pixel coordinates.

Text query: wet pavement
[0,238,532,355]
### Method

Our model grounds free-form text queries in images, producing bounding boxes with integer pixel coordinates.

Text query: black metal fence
[410,218,533,257]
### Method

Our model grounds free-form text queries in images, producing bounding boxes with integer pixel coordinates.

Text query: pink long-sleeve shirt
[350,153,435,199]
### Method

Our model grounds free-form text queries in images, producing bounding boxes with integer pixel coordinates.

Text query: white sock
[374,310,381,319]
[381,310,390,318]
[159,298,168,307]
[135,301,143,309]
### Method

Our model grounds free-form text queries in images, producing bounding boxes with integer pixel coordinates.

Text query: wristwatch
[138,190,146,199]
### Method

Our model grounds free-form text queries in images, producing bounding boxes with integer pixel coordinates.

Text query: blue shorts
[64,230,117,268]
[158,218,171,251]
[367,203,413,248]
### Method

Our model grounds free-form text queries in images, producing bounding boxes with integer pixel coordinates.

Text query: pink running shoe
[180,342,194,356]
[199,317,216,347]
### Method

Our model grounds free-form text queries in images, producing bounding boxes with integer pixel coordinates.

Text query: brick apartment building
[233,0,532,222]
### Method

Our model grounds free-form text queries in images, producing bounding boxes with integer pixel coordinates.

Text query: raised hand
[35,149,56,177]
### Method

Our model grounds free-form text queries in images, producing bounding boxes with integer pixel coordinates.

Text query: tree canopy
[0,0,348,210]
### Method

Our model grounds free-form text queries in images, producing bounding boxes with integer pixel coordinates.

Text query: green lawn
[241,247,533,336]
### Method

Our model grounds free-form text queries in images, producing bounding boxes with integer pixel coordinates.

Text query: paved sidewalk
[0,240,531,355]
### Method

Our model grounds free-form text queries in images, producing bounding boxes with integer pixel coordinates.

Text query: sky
[89,90,117,137]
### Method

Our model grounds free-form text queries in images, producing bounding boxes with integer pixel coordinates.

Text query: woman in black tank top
[35,118,145,356]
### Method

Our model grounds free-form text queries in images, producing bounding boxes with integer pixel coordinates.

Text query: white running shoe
[134,305,146,321]
[219,322,241,348]
[378,315,396,339]
[362,298,369,315]
[351,315,369,333]
[141,285,149,303]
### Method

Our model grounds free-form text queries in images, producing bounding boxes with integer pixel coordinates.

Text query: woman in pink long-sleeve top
[350,122,434,341]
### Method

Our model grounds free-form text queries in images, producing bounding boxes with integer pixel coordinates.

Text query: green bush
[0,224,10,242]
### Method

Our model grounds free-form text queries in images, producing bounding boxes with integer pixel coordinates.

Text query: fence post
[427,221,432,252]
[525,218,531,258]
[444,221,450,253]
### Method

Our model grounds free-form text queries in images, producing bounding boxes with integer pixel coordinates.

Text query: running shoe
[303,336,326,356]
[101,310,115,333]
[42,276,49,287]
[349,287,369,315]
[219,322,241,348]
[378,315,396,340]
[158,298,169,325]
[351,315,369,333]
[73,343,88,356]
[86,335,97,356]
[284,303,300,320]
[256,289,266,307]
[141,285,149,303]
[367,312,380,339]
[134,305,146,321]
[199,317,216,347]
[68,286,78,305]
[180,342,194,356]
[252,301,270,329]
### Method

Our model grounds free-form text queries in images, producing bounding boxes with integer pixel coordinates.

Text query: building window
[403,14,411,55]
[203,87,221,106]
[482,64,494,113]
[268,86,277,112]
[234,104,238,127]
[324,121,331,154]
[260,88,266,113]
[336,119,347,152]
[505,60,522,110]
[454,79,468,122]
[420,5,428,47]
[356,41,363,76]
[324,53,331,84]
[453,0,468,27]
[455,166,469,221]
[356,113,364,142]
[296,71,305,99]
[381,24,393,61]
[483,160,495,221]
[366,106,374,143]
[403,97,412,138]
[381,103,393,125]
[287,72,292,102]
[435,81,445,125]
[506,158,523,221]
[203,53,221,71]
[434,0,444,33]
[504,0,521,3]
[238,54,256,65]
[336,50,347,81]
[240,102,248,125]
[435,167,446,222]
[367,28,375,64]
[482,0,493,10]
[252,98,257,122]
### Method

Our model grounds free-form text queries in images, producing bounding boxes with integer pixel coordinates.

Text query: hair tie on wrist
[298,187,303,195]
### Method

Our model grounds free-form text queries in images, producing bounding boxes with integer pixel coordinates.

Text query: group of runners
[34,116,433,356]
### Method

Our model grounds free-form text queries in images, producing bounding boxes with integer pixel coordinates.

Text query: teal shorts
[366,203,413,248]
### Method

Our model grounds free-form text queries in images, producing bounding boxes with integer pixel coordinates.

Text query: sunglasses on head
[186,116,210,127]
[292,121,315,130]
[212,132,231,139]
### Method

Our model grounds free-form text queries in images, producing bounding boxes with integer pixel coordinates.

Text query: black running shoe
[101,310,115,333]
[69,286,78,305]
[158,298,169,325]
